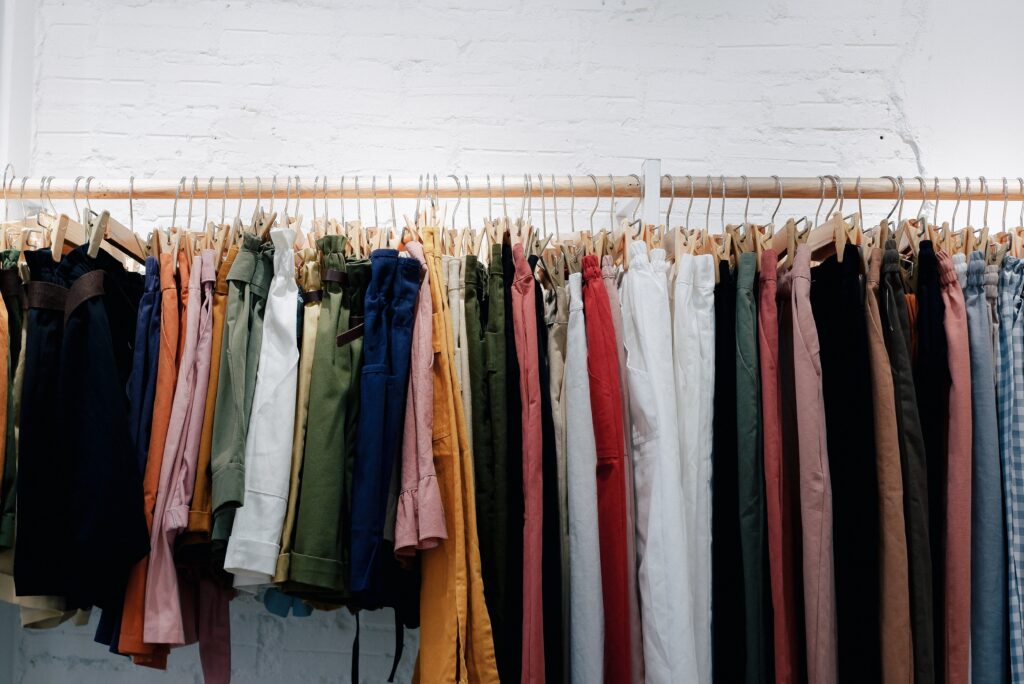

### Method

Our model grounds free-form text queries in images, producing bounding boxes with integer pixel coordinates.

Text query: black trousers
[712,261,746,683]
[881,240,935,684]
[913,240,950,684]
[14,250,70,598]
[501,235,524,684]
[810,245,881,682]
[531,254,564,683]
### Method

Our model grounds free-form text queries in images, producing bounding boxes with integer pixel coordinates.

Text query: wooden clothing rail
[6,175,1021,201]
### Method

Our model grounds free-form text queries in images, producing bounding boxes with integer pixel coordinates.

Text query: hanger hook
[464,174,472,230]
[449,175,461,231]
[981,176,990,228]
[565,174,572,234]
[501,174,507,221]
[218,177,227,225]
[387,175,395,230]
[952,177,962,231]
[628,173,641,223]
[771,175,783,224]
[172,176,185,227]
[17,177,27,223]
[739,174,750,226]
[1019,178,1024,228]
[854,176,863,221]
[685,175,695,228]
[372,176,379,228]
[269,175,277,214]
[519,174,529,225]
[203,176,213,229]
[912,176,926,222]
[1,164,12,223]
[609,174,616,229]
[705,175,713,230]
[553,174,561,237]
[354,175,361,224]
[664,174,675,228]
[588,174,599,231]
[322,173,330,225]
[880,176,899,221]
[537,174,547,237]
[965,177,973,227]
[84,176,95,215]
[235,176,244,221]
[814,176,825,229]
[1003,177,1009,231]
[719,175,726,233]
[311,176,319,227]
[342,174,350,224]
[186,175,198,232]
[933,177,940,226]
[71,175,84,217]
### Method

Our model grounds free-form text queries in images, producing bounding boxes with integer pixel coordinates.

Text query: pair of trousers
[964,252,1007,683]
[118,250,179,666]
[583,253,632,683]
[0,255,21,549]
[500,236,525,683]
[510,244,546,682]
[999,257,1024,682]
[864,248,913,683]
[284,235,369,599]
[779,244,837,683]
[274,247,322,583]
[226,232,299,589]
[672,253,715,683]
[565,271,604,684]
[210,234,273,549]
[915,240,949,683]
[937,250,972,684]
[540,272,573,684]
[620,242,695,681]
[394,242,445,556]
[531,252,564,684]
[180,246,239,550]
[882,240,935,684]
[444,255,473,448]
[416,227,499,683]
[463,252,499,610]
[713,259,745,682]
[602,255,645,684]
[760,249,803,684]
[225,231,299,590]
[350,248,421,604]
[145,251,214,644]
[735,251,770,684]
[810,245,881,682]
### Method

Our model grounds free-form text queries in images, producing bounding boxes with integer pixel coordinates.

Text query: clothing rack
[8,174,1020,201]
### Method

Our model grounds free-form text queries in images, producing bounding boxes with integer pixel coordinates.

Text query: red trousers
[582,255,633,682]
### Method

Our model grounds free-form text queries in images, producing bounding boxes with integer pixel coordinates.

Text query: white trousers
[224,228,300,590]
[672,253,717,683]
[620,242,697,682]
[565,272,604,684]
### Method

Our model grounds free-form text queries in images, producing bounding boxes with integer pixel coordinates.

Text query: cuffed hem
[288,551,345,592]
[185,509,212,535]
[211,464,245,512]
[223,536,280,581]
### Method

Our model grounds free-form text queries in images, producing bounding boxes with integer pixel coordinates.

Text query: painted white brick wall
[4,0,1024,681]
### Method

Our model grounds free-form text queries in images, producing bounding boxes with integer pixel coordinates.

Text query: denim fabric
[350,249,421,608]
